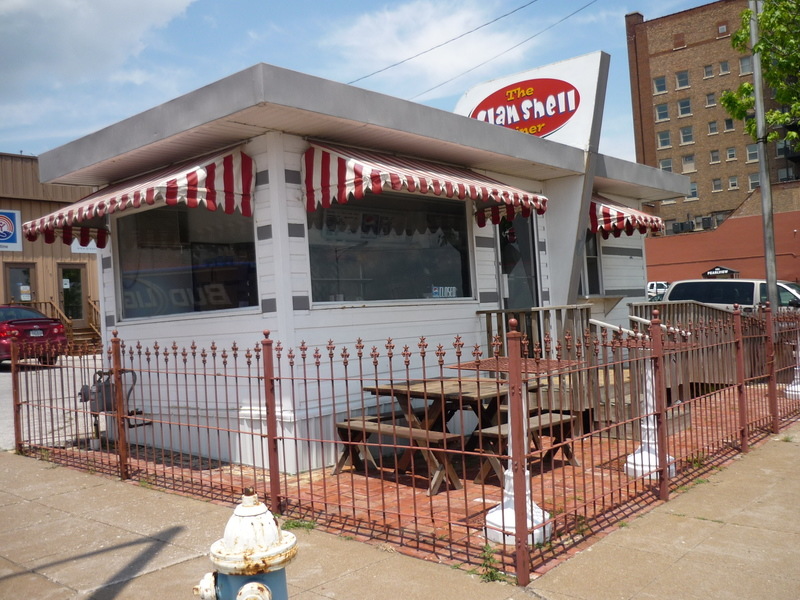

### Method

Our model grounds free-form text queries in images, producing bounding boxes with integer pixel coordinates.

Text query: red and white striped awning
[302,142,547,220]
[589,194,663,238]
[23,149,255,248]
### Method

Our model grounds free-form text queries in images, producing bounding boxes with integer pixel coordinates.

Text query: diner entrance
[498,215,539,309]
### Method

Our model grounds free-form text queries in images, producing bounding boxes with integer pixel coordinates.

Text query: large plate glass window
[307,194,471,302]
[116,205,257,318]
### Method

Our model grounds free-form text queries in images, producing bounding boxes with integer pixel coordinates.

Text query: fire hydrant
[194,488,297,600]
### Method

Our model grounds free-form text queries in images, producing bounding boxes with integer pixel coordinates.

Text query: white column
[625,360,676,479]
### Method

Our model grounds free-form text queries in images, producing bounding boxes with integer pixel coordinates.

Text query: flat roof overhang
[38,62,687,202]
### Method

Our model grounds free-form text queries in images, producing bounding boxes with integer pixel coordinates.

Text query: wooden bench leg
[427,449,463,495]
[332,428,378,475]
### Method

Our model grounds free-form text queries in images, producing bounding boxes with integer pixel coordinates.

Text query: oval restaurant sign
[469,78,580,138]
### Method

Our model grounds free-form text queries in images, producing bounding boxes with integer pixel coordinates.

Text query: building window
[653,76,667,94]
[116,205,258,319]
[720,60,730,75]
[717,22,729,37]
[726,147,737,160]
[659,158,673,172]
[724,118,735,131]
[687,182,698,199]
[308,193,471,302]
[748,173,760,191]
[728,175,739,189]
[582,231,601,296]
[682,154,696,172]
[705,93,716,107]
[710,149,720,163]
[777,139,790,158]
[673,33,686,49]
[676,70,690,89]
[655,103,669,121]
[778,166,796,182]
[657,130,671,149]
[708,121,718,135]
[712,178,723,192]
[680,126,694,144]
[703,64,714,78]
[746,143,759,162]
[739,55,753,75]
[677,98,692,117]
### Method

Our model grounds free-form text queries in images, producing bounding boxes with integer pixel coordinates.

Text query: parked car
[0,305,68,365]
[646,281,669,298]
[662,279,800,312]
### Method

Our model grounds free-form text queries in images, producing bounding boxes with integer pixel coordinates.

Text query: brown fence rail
[11,307,800,585]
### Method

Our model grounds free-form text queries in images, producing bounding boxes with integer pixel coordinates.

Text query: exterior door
[5,264,36,303]
[59,265,87,328]
[498,216,539,309]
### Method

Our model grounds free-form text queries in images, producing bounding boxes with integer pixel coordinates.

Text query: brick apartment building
[626,0,796,235]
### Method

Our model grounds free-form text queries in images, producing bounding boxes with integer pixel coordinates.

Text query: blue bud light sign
[0,210,22,252]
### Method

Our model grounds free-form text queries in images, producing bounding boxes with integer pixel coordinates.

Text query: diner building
[23,61,686,468]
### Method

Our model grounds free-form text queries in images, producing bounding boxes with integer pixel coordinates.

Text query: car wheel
[38,355,59,366]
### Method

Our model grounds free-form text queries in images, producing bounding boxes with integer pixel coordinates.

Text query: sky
[1,0,712,163]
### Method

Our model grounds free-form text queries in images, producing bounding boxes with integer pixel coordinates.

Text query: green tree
[720,0,800,149]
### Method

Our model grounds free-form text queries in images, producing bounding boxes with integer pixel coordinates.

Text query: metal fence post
[733,307,749,453]
[10,338,22,453]
[650,311,670,501]
[506,320,531,587]
[110,331,130,480]
[262,331,282,514]
[763,303,779,433]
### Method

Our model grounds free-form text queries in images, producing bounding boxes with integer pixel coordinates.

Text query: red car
[0,305,68,365]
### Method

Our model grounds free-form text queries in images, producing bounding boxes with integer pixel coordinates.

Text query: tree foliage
[720,0,800,148]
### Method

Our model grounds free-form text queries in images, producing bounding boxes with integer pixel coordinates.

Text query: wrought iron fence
[11,307,800,585]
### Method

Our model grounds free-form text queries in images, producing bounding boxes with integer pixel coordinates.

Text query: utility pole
[749,0,779,313]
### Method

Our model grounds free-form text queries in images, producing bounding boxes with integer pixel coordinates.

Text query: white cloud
[0,0,196,98]
[320,0,542,101]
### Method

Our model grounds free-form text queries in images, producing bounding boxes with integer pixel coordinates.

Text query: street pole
[749,0,779,315]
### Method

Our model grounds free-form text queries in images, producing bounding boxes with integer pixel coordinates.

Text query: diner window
[708,121,718,135]
[657,130,671,149]
[677,98,692,117]
[739,56,753,75]
[720,60,730,75]
[682,154,695,173]
[680,126,694,144]
[748,173,760,191]
[705,93,716,107]
[703,64,714,78]
[582,231,601,296]
[676,70,690,89]
[724,118,735,131]
[728,175,739,189]
[712,178,723,192]
[710,149,720,163]
[655,103,669,121]
[653,76,667,94]
[659,158,673,172]
[746,143,759,162]
[726,147,737,160]
[116,205,258,319]
[307,194,471,302]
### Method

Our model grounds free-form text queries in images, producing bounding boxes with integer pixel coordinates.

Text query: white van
[662,279,800,312]
[647,281,669,298]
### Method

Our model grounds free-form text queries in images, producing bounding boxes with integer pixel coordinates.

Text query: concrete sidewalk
[0,421,798,600]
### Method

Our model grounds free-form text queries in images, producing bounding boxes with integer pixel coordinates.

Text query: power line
[347,0,541,85]
[409,0,600,100]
